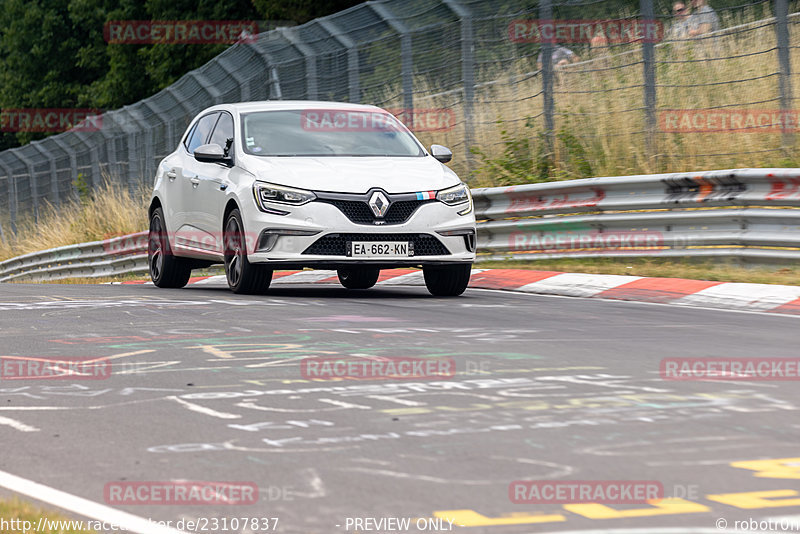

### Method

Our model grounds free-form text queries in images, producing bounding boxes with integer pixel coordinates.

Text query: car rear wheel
[148,207,192,288]
[224,209,273,294]
[337,268,380,289]
[423,264,472,296]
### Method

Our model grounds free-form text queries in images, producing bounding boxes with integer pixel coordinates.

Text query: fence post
[166,86,195,124]
[539,0,555,166]
[250,39,284,100]
[51,136,78,201]
[189,72,223,106]
[31,142,60,207]
[0,159,15,234]
[141,100,169,179]
[368,2,414,112]
[127,133,138,196]
[119,107,152,193]
[268,67,283,100]
[103,115,121,186]
[641,0,658,166]
[14,151,38,223]
[775,0,794,153]
[318,19,360,103]
[216,54,249,101]
[281,28,318,99]
[443,0,475,174]
[75,131,103,190]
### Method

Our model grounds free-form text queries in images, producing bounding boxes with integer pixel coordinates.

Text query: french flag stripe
[416,191,435,200]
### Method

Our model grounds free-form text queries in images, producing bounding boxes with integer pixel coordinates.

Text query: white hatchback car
[148,101,476,296]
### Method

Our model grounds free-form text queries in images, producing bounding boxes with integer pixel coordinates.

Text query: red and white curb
[118,269,800,317]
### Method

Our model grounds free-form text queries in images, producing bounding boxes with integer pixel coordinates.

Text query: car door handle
[190,177,200,185]
[166,170,177,181]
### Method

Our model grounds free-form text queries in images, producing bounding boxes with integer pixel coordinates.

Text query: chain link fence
[0,0,796,237]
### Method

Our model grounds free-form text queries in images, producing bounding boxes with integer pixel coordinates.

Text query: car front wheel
[224,209,273,294]
[337,268,380,289]
[148,207,192,288]
[423,264,472,296]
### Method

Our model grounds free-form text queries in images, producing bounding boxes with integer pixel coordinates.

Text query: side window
[186,113,219,154]
[182,123,197,151]
[208,112,234,156]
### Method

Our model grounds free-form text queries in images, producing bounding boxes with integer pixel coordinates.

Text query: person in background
[668,2,691,40]
[590,29,609,54]
[688,0,720,37]
[537,45,579,70]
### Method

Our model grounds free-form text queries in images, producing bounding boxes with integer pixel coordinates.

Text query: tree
[0,0,363,149]
[251,0,361,25]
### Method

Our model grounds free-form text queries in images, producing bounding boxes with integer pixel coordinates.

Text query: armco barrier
[473,168,800,262]
[0,232,149,282]
[1,169,800,282]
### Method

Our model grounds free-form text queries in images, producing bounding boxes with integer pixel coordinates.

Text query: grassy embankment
[0,498,96,534]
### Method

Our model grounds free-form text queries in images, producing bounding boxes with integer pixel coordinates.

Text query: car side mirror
[194,143,226,163]
[430,144,452,164]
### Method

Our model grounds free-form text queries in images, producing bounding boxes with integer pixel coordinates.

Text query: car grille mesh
[320,199,431,225]
[302,233,450,256]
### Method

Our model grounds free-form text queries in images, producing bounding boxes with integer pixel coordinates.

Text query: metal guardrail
[0,232,149,283]
[473,168,800,263]
[2,168,800,282]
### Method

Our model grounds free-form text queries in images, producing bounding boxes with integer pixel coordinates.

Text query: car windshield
[241,109,425,157]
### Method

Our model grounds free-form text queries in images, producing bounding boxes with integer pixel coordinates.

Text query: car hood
[240,155,460,194]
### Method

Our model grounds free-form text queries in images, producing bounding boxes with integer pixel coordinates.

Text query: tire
[148,207,192,288]
[337,268,380,289]
[423,264,472,296]
[224,209,273,295]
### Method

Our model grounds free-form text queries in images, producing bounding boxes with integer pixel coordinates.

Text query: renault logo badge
[368,191,390,218]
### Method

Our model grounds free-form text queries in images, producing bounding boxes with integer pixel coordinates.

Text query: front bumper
[242,195,476,267]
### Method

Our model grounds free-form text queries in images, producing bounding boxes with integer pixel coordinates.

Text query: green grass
[0,498,97,534]
[476,257,800,286]
[31,272,149,284]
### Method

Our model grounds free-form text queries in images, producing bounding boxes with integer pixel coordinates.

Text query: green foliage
[0,0,361,149]
[471,117,597,185]
[470,118,553,186]
[73,172,92,204]
[251,0,362,25]
[557,129,593,179]
[777,156,800,168]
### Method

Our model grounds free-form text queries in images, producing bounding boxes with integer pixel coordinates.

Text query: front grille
[319,199,432,225]
[302,233,450,256]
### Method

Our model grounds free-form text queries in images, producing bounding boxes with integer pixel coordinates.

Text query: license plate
[349,241,413,258]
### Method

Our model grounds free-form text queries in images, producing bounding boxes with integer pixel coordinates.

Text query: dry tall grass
[405,6,799,185]
[0,179,148,262]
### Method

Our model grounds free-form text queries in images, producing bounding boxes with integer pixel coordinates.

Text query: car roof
[202,101,386,115]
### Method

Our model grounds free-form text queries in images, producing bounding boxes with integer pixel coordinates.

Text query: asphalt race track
[0,281,799,534]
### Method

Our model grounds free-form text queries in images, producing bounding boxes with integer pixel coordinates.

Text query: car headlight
[253,182,316,212]
[437,183,472,215]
